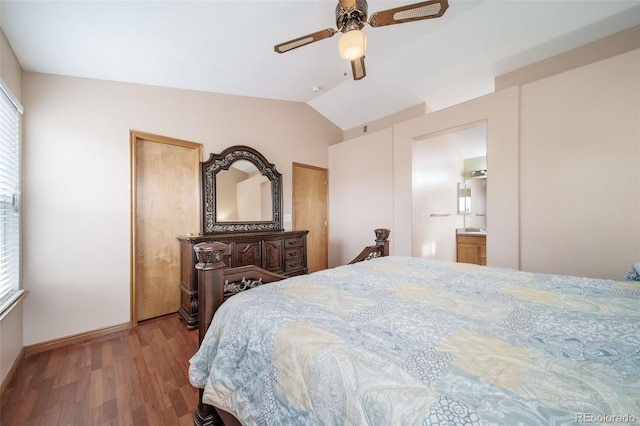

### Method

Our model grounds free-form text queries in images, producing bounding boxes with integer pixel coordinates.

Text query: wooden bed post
[193,242,226,426]
[374,228,390,256]
[348,228,391,264]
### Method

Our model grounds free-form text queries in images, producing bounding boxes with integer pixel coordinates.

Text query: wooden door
[131,131,201,324]
[293,163,328,273]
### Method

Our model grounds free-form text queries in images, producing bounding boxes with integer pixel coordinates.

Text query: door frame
[129,130,202,327]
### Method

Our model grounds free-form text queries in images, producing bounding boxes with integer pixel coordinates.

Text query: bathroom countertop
[456,228,487,236]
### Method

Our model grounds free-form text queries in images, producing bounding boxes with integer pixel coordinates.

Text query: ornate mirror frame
[201,145,283,233]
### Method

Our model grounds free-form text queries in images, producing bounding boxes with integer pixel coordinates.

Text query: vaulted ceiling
[1,1,638,130]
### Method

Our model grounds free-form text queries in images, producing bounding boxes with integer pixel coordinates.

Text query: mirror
[201,146,283,233]
[457,176,487,227]
[216,160,272,222]
[457,182,471,215]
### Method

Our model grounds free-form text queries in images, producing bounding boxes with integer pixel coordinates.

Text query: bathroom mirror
[201,145,283,233]
[457,182,471,215]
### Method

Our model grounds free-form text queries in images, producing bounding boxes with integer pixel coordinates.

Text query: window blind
[0,82,21,312]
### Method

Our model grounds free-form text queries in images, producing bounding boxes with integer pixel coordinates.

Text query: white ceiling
[1,1,638,130]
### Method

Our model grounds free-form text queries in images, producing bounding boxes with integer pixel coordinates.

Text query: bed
[189,232,639,425]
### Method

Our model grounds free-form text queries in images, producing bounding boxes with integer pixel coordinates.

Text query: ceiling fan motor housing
[336,0,368,33]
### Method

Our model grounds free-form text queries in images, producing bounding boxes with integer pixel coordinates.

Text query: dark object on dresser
[177,230,308,329]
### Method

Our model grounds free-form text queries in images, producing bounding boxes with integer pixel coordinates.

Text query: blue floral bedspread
[189,256,640,425]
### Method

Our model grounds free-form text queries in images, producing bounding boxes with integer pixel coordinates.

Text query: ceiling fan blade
[351,56,366,80]
[274,28,337,54]
[338,0,356,8]
[368,0,448,28]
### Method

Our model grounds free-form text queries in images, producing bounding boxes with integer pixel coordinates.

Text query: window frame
[0,78,24,317]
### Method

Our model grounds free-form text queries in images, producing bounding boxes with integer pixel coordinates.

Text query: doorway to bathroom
[411,120,487,262]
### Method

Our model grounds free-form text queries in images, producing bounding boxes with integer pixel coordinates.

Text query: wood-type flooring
[0,314,200,425]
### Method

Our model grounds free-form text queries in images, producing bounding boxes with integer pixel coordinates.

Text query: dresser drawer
[285,247,303,259]
[285,236,304,248]
[285,258,304,272]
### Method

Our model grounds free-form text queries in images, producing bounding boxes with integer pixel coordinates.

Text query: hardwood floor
[1,314,200,425]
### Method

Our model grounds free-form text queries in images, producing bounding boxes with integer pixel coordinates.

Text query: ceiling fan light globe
[338,30,367,61]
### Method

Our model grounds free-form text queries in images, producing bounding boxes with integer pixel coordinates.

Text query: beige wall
[342,103,428,141]
[0,30,21,99]
[328,128,394,267]
[394,87,521,268]
[519,49,639,279]
[496,26,640,91]
[21,73,342,345]
[333,48,639,279]
[0,29,23,387]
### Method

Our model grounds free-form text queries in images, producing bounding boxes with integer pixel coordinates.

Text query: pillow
[624,262,640,281]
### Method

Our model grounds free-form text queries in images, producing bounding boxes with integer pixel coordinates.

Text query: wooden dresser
[177,230,308,328]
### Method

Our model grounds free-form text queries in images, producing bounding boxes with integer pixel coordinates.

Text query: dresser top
[177,229,308,243]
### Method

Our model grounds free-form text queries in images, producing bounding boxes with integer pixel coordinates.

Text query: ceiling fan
[274,0,449,81]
